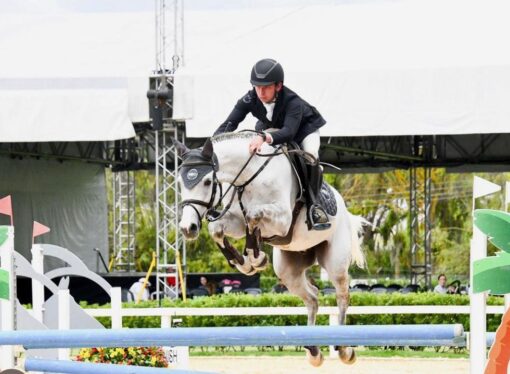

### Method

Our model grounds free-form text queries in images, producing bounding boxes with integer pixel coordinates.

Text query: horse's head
[174,138,218,240]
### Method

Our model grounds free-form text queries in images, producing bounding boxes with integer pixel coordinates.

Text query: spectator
[128,278,150,302]
[198,276,216,295]
[433,274,449,294]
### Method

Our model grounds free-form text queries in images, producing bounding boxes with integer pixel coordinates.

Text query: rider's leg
[300,131,331,231]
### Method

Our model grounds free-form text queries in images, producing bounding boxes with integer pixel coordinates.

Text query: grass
[189,346,469,359]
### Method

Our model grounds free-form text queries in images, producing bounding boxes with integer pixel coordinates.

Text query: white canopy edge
[173,0,510,138]
[0,12,156,142]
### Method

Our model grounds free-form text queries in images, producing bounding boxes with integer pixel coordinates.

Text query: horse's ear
[201,138,214,160]
[172,138,189,158]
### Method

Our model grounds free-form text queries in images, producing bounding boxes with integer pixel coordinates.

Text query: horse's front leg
[208,214,256,275]
[244,227,269,271]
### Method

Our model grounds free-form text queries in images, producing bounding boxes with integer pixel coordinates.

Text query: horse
[174,132,366,367]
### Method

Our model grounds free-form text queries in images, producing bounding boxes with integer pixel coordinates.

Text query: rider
[213,58,331,230]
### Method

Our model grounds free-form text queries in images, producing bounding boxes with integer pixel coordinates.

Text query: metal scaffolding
[112,171,136,272]
[155,0,184,73]
[409,167,432,289]
[155,124,186,300]
[153,0,186,301]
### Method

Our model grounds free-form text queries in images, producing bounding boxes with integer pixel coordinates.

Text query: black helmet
[250,58,284,86]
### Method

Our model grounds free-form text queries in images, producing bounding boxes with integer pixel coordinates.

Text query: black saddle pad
[318,182,337,217]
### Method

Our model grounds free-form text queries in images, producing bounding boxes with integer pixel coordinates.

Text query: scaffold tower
[154,0,186,301]
[409,167,432,289]
[112,171,136,272]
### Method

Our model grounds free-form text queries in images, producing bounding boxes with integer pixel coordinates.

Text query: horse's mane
[211,131,256,145]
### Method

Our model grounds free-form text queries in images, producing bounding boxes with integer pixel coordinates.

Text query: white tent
[173,0,510,138]
[2,0,510,142]
[0,11,155,142]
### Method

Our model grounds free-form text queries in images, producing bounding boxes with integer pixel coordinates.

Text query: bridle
[179,158,222,230]
[179,144,281,228]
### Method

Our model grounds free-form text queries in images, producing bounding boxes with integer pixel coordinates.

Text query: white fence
[84,305,505,329]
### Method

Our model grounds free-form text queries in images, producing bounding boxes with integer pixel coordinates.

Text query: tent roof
[0,11,155,142]
[173,0,510,138]
[3,0,510,142]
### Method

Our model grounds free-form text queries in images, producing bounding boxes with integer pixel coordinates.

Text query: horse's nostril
[190,223,198,232]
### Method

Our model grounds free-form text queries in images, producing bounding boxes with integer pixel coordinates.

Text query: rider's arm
[213,92,253,136]
[266,101,303,145]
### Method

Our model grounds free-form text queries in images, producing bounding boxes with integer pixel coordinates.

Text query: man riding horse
[214,58,330,230]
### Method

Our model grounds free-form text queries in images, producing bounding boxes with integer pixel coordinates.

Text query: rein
[180,131,315,229]
[207,146,281,223]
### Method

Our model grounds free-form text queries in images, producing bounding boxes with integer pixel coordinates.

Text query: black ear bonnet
[179,149,219,189]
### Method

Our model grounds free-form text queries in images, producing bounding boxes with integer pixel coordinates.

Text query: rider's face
[254,83,282,103]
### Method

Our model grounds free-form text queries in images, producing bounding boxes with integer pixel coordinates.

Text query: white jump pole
[504,182,510,312]
[31,244,45,323]
[58,289,71,361]
[0,226,15,370]
[470,176,500,374]
[470,225,487,374]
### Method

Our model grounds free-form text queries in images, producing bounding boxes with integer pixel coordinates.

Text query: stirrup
[308,204,331,231]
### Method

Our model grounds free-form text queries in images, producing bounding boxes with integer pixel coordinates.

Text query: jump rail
[0,324,465,349]
[24,358,216,374]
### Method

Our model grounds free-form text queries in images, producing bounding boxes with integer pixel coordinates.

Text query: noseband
[179,156,222,230]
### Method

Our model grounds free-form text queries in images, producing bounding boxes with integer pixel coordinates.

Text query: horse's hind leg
[273,247,323,367]
[317,243,356,365]
[331,270,356,364]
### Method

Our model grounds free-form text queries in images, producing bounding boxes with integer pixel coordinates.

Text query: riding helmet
[250,58,284,86]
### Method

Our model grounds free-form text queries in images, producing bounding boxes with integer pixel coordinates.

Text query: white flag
[473,176,501,199]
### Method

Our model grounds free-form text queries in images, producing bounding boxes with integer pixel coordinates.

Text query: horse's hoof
[233,259,256,276]
[248,250,269,271]
[245,267,258,276]
[253,257,269,271]
[306,350,324,367]
[339,347,356,365]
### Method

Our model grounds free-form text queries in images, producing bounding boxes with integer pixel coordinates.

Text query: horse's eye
[204,179,212,186]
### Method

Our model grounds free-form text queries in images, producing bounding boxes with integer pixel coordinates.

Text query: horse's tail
[348,213,369,269]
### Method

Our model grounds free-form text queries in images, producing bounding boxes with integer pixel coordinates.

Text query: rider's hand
[249,136,265,154]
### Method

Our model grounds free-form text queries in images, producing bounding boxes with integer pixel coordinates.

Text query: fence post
[470,226,487,373]
[111,287,122,329]
[31,244,45,323]
[329,312,339,358]
[58,289,71,361]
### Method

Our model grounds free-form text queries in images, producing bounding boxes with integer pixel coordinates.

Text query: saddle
[261,142,337,246]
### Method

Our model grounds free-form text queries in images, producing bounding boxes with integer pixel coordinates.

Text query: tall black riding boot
[306,163,331,231]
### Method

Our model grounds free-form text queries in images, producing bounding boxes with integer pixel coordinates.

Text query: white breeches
[300,130,320,159]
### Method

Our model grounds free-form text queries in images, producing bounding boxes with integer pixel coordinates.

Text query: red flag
[33,221,50,239]
[0,196,13,226]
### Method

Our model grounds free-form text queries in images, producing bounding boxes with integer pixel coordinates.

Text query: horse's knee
[208,222,224,242]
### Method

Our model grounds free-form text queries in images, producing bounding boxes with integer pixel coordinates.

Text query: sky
[0,0,395,13]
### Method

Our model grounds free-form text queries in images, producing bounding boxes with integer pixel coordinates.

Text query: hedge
[83,292,504,332]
